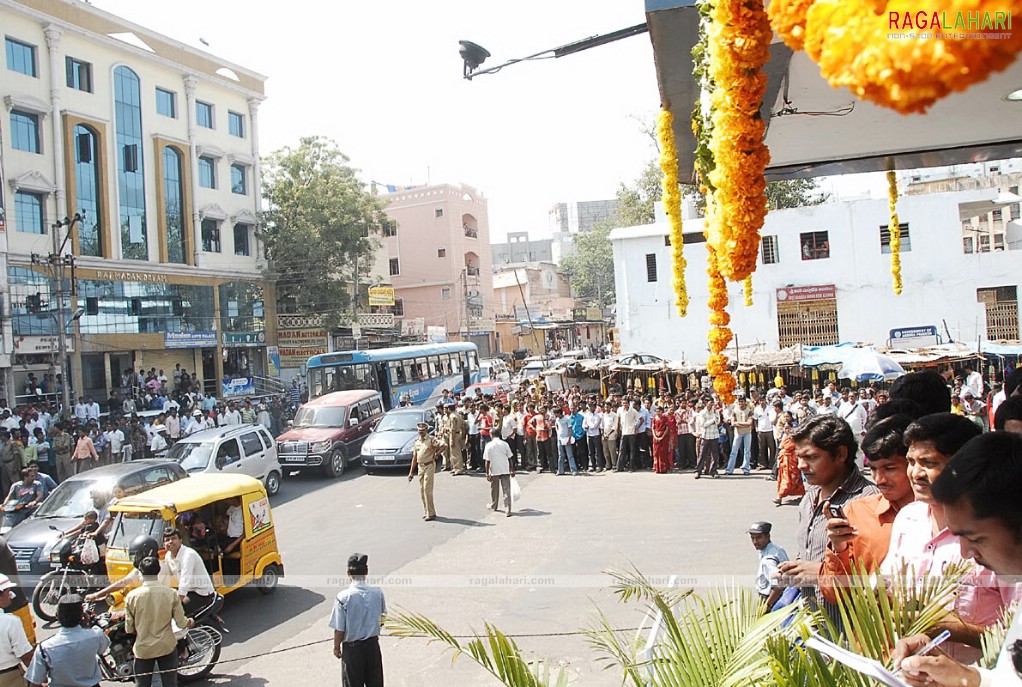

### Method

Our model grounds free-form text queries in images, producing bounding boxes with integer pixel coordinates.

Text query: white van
[167,424,283,496]
[479,358,511,384]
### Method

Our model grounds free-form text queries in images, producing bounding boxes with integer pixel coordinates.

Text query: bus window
[440,355,452,376]
[403,362,415,382]
[469,351,479,371]
[428,357,439,379]
[450,355,461,374]
[415,358,428,381]
[390,361,405,384]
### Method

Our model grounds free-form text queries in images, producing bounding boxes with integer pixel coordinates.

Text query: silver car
[359,407,437,473]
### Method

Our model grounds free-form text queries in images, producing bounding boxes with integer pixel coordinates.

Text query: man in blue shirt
[330,553,386,687]
[25,593,109,687]
[569,408,587,471]
[749,522,788,610]
[637,398,653,470]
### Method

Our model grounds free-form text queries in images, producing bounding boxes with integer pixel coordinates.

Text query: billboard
[368,286,395,307]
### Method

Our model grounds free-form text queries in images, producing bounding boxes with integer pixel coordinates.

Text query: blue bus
[306,342,480,409]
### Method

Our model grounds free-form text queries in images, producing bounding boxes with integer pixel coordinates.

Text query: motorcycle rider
[85,534,164,603]
[2,467,43,528]
[24,593,109,687]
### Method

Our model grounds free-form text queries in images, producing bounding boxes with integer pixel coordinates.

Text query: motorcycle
[32,527,108,622]
[88,595,226,683]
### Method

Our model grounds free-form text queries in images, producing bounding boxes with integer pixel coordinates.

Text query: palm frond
[980,605,1016,670]
[386,611,562,687]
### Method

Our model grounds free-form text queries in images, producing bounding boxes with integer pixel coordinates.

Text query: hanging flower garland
[886,170,902,295]
[657,109,689,318]
[706,239,736,403]
[705,0,772,282]
[743,275,754,306]
[770,0,1022,114]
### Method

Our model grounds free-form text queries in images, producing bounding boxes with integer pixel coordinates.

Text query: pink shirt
[880,502,1017,663]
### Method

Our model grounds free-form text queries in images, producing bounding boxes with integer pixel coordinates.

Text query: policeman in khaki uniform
[408,422,443,521]
[443,405,468,476]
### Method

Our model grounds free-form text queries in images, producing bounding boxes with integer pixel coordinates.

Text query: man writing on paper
[892,432,1022,687]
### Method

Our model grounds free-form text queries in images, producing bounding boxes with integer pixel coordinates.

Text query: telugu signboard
[775,284,837,303]
[368,286,395,307]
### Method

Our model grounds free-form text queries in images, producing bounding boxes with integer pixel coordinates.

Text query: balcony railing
[465,267,480,277]
[463,225,478,238]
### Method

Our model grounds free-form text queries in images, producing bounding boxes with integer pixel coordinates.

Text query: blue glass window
[5,37,37,77]
[14,192,44,234]
[9,267,60,336]
[163,147,186,264]
[114,66,148,260]
[73,125,102,256]
[198,156,216,189]
[196,101,213,128]
[77,280,215,335]
[228,111,244,137]
[156,88,176,118]
[230,164,246,195]
[65,57,92,92]
[10,111,40,153]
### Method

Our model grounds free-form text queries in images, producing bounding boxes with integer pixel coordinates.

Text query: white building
[610,188,1022,364]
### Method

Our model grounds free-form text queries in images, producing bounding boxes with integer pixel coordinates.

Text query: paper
[804,634,910,687]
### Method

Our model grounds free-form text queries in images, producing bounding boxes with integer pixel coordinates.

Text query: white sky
[92,0,665,242]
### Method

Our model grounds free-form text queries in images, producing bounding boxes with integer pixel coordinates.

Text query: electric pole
[30,213,82,419]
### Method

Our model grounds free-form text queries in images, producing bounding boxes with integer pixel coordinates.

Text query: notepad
[804,634,910,687]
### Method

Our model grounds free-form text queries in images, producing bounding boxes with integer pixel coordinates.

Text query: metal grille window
[880,223,911,253]
[777,299,840,348]
[761,235,780,264]
[382,220,397,237]
[645,253,658,282]
[389,258,400,276]
[393,298,404,316]
[978,286,1019,341]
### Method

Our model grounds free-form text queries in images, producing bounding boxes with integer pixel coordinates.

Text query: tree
[560,222,616,309]
[765,177,829,210]
[259,137,386,329]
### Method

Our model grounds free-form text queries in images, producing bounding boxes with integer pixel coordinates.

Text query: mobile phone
[827,503,846,519]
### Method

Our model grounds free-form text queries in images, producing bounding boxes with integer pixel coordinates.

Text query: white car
[167,424,283,496]
[479,358,511,383]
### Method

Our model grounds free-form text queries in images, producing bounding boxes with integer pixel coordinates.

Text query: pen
[894,629,952,675]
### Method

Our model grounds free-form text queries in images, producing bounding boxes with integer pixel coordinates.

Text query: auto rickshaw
[105,473,284,595]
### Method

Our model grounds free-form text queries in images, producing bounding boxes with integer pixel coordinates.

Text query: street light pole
[42,213,81,420]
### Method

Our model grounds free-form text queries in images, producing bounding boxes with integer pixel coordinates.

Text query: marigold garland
[886,170,902,295]
[770,0,1022,114]
[706,225,736,403]
[743,275,753,306]
[705,0,772,282]
[657,109,689,318]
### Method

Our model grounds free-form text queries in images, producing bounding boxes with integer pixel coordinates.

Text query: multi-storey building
[490,231,553,267]
[381,183,496,356]
[610,187,1021,363]
[549,198,618,264]
[1,0,274,404]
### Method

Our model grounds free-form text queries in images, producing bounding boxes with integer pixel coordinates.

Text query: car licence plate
[16,561,30,572]
[375,455,394,462]
[283,456,306,463]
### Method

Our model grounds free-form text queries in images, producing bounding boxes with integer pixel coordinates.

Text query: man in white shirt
[753,398,776,474]
[74,397,89,424]
[85,397,101,421]
[149,425,168,457]
[103,421,125,463]
[483,433,515,516]
[600,402,619,472]
[222,402,241,426]
[695,399,720,478]
[616,400,641,472]
[162,529,216,611]
[963,364,984,400]
[0,574,33,684]
[582,402,604,473]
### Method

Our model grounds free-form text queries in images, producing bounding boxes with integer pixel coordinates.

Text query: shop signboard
[427,326,447,343]
[277,327,327,368]
[776,284,837,302]
[165,331,217,349]
[14,336,74,354]
[368,286,396,307]
[222,376,256,397]
[222,332,266,347]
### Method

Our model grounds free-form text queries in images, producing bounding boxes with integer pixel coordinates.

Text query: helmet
[128,535,159,566]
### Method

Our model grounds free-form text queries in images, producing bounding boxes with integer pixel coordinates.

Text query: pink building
[382,184,496,356]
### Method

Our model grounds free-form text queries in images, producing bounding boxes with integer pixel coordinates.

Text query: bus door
[462,351,471,390]
[375,363,393,408]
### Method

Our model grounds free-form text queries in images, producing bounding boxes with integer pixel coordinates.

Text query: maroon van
[275,390,384,477]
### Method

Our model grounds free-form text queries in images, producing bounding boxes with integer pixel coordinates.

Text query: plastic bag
[509,476,522,503]
[79,537,100,565]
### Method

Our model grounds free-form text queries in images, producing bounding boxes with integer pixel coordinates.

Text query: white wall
[611,189,1022,364]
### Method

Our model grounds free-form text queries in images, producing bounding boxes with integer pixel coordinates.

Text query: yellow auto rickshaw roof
[109,473,266,514]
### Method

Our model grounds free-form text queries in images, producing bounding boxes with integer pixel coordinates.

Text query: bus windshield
[309,364,376,398]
